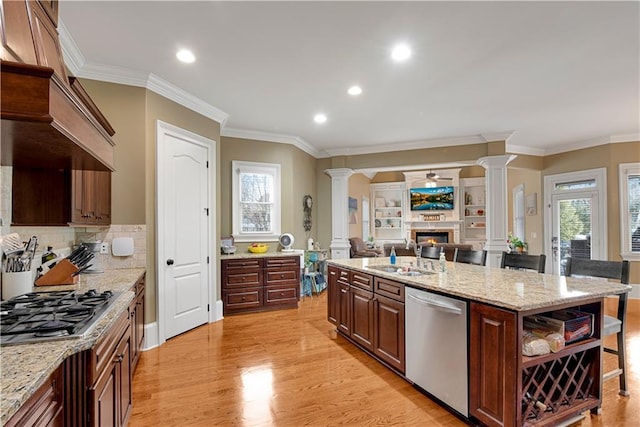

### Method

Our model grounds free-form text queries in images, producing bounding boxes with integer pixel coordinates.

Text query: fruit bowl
[248,244,269,253]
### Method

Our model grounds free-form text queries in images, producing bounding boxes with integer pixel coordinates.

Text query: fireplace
[412,229,454,246]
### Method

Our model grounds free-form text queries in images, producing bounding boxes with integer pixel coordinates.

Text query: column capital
[324,168,354,179]
[477,154,518,169]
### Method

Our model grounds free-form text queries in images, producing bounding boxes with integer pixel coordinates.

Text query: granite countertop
[220,250,302,260]
[328,257,631,312]
[0,268,146,425]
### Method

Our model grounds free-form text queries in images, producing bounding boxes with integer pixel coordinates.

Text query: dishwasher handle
[407,293,463,315]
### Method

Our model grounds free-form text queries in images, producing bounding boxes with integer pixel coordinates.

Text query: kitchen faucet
[405,240,423,268]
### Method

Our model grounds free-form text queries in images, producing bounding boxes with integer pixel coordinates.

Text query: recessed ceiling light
[314,113,327,124]
[176,49,196,63]
[348,86,362,96]
[391,44,411,61]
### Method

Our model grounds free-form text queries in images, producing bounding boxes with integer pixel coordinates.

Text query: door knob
[167,259,174,266]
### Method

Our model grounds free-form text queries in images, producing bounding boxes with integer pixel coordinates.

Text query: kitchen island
[327,256,631,427]
[0,268,146,426]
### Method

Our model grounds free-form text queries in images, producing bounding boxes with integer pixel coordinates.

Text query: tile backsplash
[7,225,147,270]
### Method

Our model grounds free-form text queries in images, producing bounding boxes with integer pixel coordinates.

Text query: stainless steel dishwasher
[405,286,468,417]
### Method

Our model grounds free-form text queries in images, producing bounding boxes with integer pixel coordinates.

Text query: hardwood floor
[129,294,639,426]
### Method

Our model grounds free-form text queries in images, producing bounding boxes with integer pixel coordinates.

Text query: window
[232,161,281,242]
[619,162,640,260]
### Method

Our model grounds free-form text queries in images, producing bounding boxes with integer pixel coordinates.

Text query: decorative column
[477,155,517,267]
[325,168,354,259]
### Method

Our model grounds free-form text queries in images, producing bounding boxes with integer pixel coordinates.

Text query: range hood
[1,60,115,171]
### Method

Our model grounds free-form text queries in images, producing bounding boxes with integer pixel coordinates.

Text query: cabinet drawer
[224,271,262,288]
[265,269,298,285]
[88,308,129,385]
[265,256,299,269]
[223,258,262,270]
[223,288,262,311]
[374,277,405,302]
[264,285,299,305]
[350,271,373,291]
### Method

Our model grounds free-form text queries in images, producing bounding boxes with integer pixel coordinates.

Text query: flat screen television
[410,186,455,211]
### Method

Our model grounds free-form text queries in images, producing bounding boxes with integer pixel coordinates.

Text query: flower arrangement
[508,233,527,253]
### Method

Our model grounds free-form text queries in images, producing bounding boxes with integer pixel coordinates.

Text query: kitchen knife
[67,245,87,263]
[75,252,95,268]
[71,264,93,276]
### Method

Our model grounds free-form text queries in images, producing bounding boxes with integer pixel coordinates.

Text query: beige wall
[507,168,543,254]
[79,80,146,224]
[220,137,317,250]
[543,141,640,283]
[348,173,372,239]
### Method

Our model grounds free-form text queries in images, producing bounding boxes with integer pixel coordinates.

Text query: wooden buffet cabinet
[6,274,145,427]
[327,261,615,427]
[222,255,301,315]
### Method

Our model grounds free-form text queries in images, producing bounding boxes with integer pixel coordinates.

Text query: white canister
[307,238,314,251]
[2,271,34,300]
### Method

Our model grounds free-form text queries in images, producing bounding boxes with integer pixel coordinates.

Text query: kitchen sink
[366,265,400,273]
[366,265,433,276]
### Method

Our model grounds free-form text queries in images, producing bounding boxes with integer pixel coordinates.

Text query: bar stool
[564,257,630,396]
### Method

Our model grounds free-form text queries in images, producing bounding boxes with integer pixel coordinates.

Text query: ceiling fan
[426,170,453,182]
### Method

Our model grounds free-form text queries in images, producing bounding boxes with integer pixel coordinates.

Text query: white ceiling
[58,1,639,158]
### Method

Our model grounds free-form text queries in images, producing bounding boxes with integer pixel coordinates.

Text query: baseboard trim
[141,321,159,351]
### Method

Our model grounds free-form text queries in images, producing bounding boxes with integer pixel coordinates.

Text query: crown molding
[58,20,84,75]
[323,134,490,157]
[543,133,640,156]
[506,144,546,156]
[480,130,515,143]
[221,127,323,158]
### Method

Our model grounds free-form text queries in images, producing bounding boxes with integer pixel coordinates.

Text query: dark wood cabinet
[327,265,347,326]
[71,169,111,225]
[0,0,39,64]
[12,167,111,226]
[89,308,132,427]
[469,300,603,427]
[327,266,405,374]
[469,302,517,427]
[373,293,405,373]
[222,255,300,315]
[5,364,64,427]
[350,286,374,350]
[130,275,145,370]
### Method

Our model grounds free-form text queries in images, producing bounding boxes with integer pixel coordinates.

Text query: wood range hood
[1,60,115,171]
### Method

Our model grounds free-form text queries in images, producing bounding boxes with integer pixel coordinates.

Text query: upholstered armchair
[349,237,382,258]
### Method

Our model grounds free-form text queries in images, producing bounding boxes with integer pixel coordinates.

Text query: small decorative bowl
[221,246,237,255]
[248,245,269,253]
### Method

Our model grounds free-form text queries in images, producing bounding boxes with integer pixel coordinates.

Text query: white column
[325,168,354,259]
[477,155,517,267]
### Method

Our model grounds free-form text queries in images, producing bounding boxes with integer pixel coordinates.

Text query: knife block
[34,259,79,286]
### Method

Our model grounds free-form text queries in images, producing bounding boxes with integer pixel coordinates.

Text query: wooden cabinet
[469,300,603,427]
[469,302,517,427]
[327,266,406,374]
[71,169,112,225]
[11,167,111,226]
[130,275,145,370]
[372,278,405,373]
[89,308,133,427]
[222,255,300,315]
[5,365,64,427]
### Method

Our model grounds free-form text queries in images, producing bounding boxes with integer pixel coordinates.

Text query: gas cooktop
[0,289,120,346]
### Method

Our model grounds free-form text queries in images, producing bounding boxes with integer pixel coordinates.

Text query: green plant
[508,233,525,249]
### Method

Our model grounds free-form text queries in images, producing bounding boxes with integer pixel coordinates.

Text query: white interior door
[157,121,211,341]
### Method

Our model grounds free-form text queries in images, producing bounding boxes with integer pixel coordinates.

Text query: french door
[544,169,607,275]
